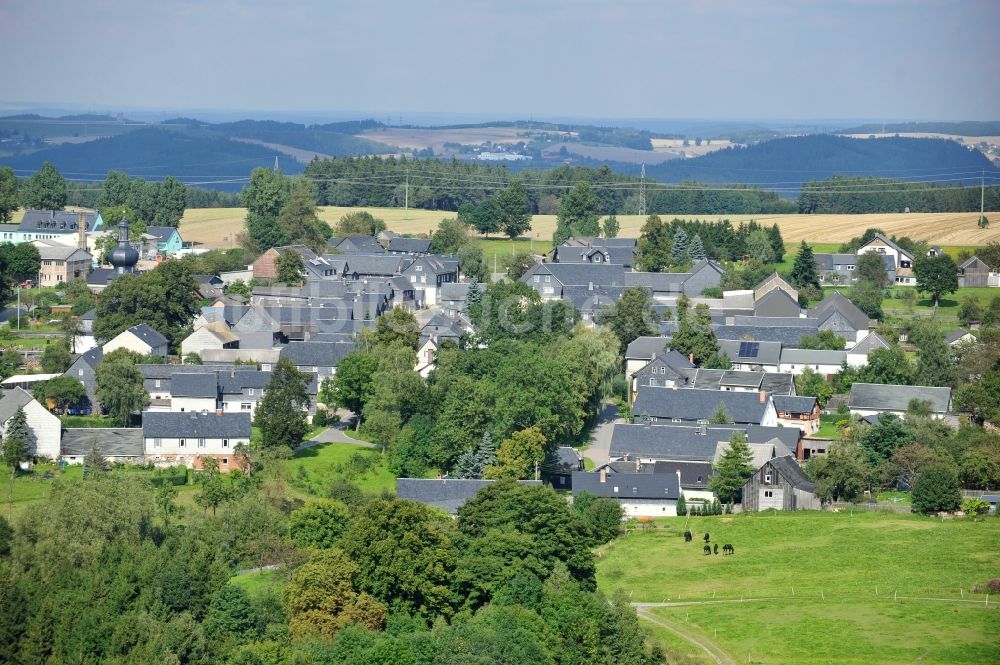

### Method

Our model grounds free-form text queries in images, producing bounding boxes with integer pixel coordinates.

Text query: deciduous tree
[911,462,961,514]
[914,254,959,308]
[95,349,150,426]
[254,358,310,450]
[596,286,659,351]
[21,162,67,210]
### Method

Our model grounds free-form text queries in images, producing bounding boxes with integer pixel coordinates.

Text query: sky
[1,0,997,123]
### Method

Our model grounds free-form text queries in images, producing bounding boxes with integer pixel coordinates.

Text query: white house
[846,331,891,368]
[572,468,680,517]
[180,321,240,357]
[857,234,915,285]
[0,388,61,459]
[169,373,219,413]
[778,348,847,376]
[848,383,952,419]
[103,323,170,357]
[142,411,251,472]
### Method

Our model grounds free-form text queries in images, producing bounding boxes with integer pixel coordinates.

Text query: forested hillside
[644,135,999,184]
[838,121,1000,136]
[2,128,305,183]
[799,175,1000,213]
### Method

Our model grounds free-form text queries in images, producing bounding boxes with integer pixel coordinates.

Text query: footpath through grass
[597,511,1000,665]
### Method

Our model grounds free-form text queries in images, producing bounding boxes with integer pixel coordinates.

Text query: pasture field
[597,511,1000,665]
[180,206,1000,249]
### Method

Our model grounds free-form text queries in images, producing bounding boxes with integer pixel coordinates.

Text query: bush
[961,498,991,516]
[911,463,961,515]
[972,578,1000,594]
[312,410,328,428]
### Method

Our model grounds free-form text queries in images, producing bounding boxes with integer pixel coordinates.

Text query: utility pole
[404,172,409,220]
[639,164,646,217]
[273,156,280,173]
[981,169,986,226]
[535,460,540,481]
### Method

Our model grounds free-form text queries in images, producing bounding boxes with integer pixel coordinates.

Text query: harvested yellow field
[180,207,1000,248]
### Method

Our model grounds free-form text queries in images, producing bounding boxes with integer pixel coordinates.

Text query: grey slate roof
[689,369,794,395]
[632,387,770,424]
[810,292,869,332]
[76,347,104,369]
[625,336,671,360]
[733,316,820,327]
[715,325,818,346]
[146,226,179,243]
[123,324,168,349]
[440,282,474,300]
[170,373,219,398]
[0,387,35,424]
[334,236,386,254]
[278,340,357,368]
[342,255,412,277]
[623,271,688,292]
[572,470,680,500]
[849,383,951,414]
[849,332,890,355]
[652,460,714,488]
[19,209,99,232]
[767,455,817,492]
[773,395,818,414]
[396,478,543,514]
[945,328,971,345]
[609,422,799,461]
[526,263,626,287]
[61,428,143,457]
[142,411,252,438]
[387,237,432,253]
[718,339,783,365]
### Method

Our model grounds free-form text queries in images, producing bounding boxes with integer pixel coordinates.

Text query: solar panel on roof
[738,341,760,358]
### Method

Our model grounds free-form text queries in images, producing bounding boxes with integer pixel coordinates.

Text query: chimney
[77,212,86,250]
[759,389,767,404]
[623,453,629,462]
[215,408,223,416]
[698,423,707,435]
[599,467,607,483]
[635,458,641,472]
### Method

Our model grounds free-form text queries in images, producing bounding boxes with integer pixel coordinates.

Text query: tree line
[799,175,1000,214]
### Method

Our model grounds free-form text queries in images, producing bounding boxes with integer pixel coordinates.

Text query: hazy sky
[1,0,997,122]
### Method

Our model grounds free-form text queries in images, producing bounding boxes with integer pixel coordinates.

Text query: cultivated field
[541,143,681,165]
[356,126,559,152]
[598,512,1000,665]
[180,206,1000,249]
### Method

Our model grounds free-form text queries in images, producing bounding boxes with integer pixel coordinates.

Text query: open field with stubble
[597,511,1000,665]
[180,206,1000,249]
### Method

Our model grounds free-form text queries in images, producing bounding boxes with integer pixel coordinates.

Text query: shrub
[911,463,961,515]
[961,498,991,516]
[972,578,1000,594]
[312,410,328,428]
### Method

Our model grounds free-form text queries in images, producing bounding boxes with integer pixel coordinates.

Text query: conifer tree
[670,228,689,267]
[688,233,706,261]
[789,241,821,289]
[475,431,497,471]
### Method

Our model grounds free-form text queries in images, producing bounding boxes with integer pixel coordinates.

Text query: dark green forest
[798,175,1000,213]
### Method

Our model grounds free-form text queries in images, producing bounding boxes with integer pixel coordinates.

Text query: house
[415,314,465,376]
[217,369,281,414]
[717,339,783,372]
[60,428,143,465]
[13,209,103,243]
[278,340,356,379]
[252,245,319,281]
[0,388,61,459]
[395,478,543,515]
[181,321,240,357]
[741,455,821,511]
[848,383,952,419]
[64,346,104,413]
[401,256,460,306]
[624,260,725,298]
[773,395,821,434]
[562,284,624,325]
[625,336,672,379]
[143,226,184,257]
[632,387,777,427]
[331,236,386,254]
[846,331,891,367]
[522,263,626,300]
[945,328,975,347]
[809,292,870,344]
[632,351,696,396]
[143,411,251,471]
[386,237,432,255]
[102,323,170,357]
[958,256,991,288]
[440,282,477,318]
[193,275,225,300]
[572,468,680,517]
[549,237,637,267]
[545,446,584,489]
[857,233,915,285]
[594,458,715,502]
[35,243,92,286]
[715,325,818,348]
[169,373,220,412]
[778,348,847,376]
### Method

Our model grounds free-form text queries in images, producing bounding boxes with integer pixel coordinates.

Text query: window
[533,275,540,283]
[241,402,252,411]
[313,366,319,373]
[697,475,704,482]
[248,388,255,396]
[78,369,84,376]
[415,265,422,271]
[672,418,681,423]
[847,265,854,270]
[153,438,161,448]
[179,439,186,448]
[764,473,772,484]
[632,487,638,494]
[544,276,551,283]
[764,490,773,498]
[155,379,161,388]
[649,378,655,386]
[222,458,228,465]
[613,486,619,493]
[559,476,566,486]
[262,364,271,371]
[198,438,206,448]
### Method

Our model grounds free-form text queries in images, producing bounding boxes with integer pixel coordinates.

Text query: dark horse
[703,532,710,543]
[703,545,711,555]
[713,543,719,555]
[723,544,734,555]
[684,530,692,542]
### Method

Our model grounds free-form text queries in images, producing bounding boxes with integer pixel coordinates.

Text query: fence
[828,501,911,514]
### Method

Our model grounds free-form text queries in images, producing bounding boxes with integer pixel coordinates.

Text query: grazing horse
[703,545,711,556]
[723,544,734,555]
[713,544,719,555]
[703,532,710,543]
[684,530,692,542]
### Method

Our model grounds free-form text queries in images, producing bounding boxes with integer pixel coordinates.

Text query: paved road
[298,424,374,449]
[581,401,620,467]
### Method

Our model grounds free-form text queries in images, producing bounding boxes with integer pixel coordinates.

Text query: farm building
[741,455,821,512]
[572,467,681,517]
[957,256,991,288]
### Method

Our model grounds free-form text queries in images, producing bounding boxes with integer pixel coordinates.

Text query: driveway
[582,401,621,467]
[298,423,374,450]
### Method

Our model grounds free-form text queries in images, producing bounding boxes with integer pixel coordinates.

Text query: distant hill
[643,135,999,188]
[1,128,305,185]
[838,121,1000,137]
[194,119,394,156]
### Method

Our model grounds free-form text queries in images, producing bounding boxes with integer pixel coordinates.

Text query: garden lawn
[597,511,1000,665]
[477,237,553,272]
[0,463,83,522]
[281,442,396,495]
[230,568,284,597]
